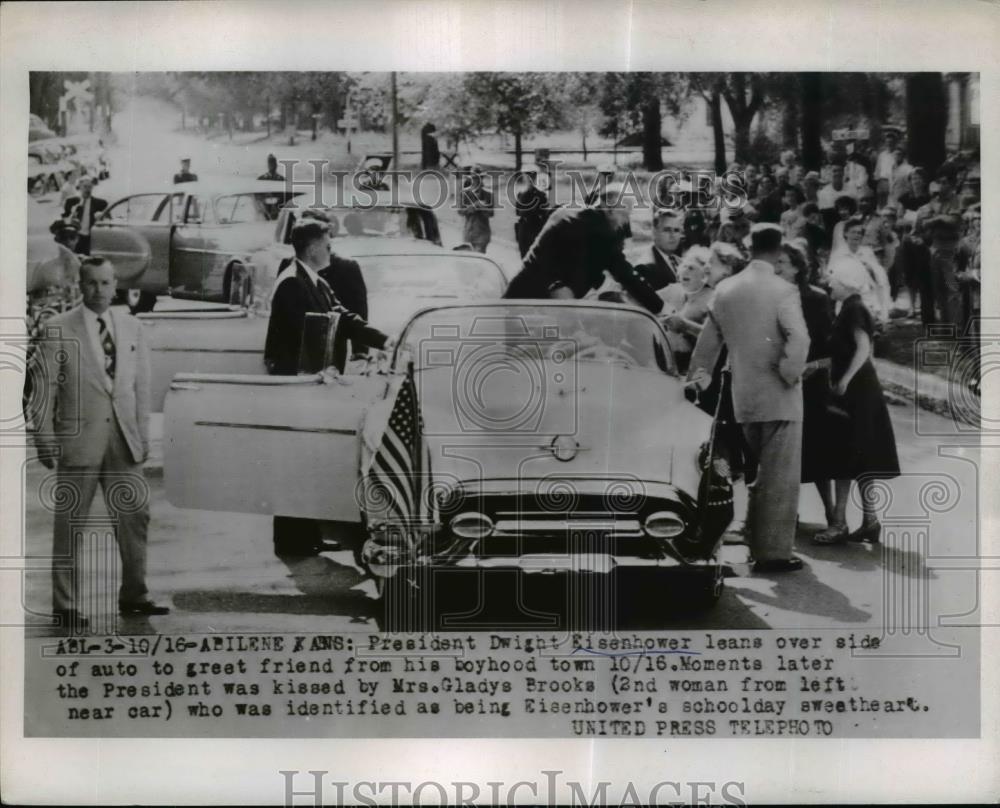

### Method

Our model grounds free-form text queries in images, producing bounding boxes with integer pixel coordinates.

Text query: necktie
[97,316,116,380]
[79,198,91,236]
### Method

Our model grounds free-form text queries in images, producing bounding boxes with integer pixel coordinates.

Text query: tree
[560,73,603,161]
[598,73,689,171]
[906,73,946,176]
[800,73,824,170]
[719,73,766,165]
[463,72,567,170]
[688,74,728,173]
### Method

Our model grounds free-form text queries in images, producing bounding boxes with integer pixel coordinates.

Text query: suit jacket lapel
[109,308,125,397]
[297,262,331,311]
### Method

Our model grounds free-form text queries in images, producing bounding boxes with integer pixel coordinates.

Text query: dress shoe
[753,557,804,573]
[119,600,170,616]
[847,519,882,544]
[812,523,848,545]
[53,609,89,631]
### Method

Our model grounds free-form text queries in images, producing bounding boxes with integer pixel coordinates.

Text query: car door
[139,309,270,412]
[164,370,389,522]
[90,193,173,292]
[169,193,212,295]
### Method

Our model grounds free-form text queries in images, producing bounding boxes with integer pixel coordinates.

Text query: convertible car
[140,246,508,411]
[164,301,733,628]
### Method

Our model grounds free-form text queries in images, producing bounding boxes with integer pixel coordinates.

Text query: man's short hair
[750,223,782,254]
[652,207,683,228]
[801,202,820,217]
[290,219,329,255]
[79,256,113,278]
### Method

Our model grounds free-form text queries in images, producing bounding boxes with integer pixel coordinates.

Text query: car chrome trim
[193,420,357,436]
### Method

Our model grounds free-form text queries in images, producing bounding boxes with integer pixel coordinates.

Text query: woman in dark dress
[774,242,836,526]
[813,259,900,545]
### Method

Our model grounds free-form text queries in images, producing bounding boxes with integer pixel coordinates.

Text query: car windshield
[356,255,505,300]
[285,206,440,242]
[214,191,301,223]
[400,304,675,374]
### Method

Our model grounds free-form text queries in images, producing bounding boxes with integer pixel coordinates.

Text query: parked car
[163,301,732,628]
[86,178,302,313]
[140,246,508,412]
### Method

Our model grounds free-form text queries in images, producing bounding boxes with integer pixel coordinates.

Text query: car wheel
[223,262,252,307]
[126,290,157,314]
[379,568,433,632]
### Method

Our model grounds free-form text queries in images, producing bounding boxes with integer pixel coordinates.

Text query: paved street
[21,402,980,635]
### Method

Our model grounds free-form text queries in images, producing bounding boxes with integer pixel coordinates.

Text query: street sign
[832,127,870,141]
[59,79,93,113]
[337,116,359,130]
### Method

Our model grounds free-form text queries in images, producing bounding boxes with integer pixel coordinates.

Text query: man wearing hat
[173,158,198,184]
[924,213,964,327]
[689,222,810,573]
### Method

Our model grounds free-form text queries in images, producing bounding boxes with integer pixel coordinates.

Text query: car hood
[417,362,711,497]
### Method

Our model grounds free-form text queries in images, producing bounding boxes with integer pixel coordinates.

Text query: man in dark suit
[35,257,168,632]
[265,219,391,375]
[634,208,684,290]
[503,186,664,314]
[264,219,393,556]
[173,158,198,184]
[62,177,108,255]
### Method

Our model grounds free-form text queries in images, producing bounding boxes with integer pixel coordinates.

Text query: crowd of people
[500,134,980,572]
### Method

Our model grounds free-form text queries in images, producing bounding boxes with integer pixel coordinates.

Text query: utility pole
[390,71,399,171]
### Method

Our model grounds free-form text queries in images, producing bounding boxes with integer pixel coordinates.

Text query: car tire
[379,568,433,632]
[223,262,252,307]
[126,290,157,314]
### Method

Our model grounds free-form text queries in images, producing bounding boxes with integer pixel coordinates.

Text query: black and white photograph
[2,1,997,804]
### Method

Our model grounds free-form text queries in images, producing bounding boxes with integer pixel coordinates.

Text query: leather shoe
[119,600,170,616]
[53,609,89,631]
[753,557,804,573]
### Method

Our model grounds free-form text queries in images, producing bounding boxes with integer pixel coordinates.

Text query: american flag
[366,370,434,529]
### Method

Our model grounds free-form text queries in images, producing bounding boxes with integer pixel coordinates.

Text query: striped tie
[97,316,116,379]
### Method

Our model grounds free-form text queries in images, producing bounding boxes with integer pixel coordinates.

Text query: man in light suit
[35,257,167,631]
[689,224,810,573]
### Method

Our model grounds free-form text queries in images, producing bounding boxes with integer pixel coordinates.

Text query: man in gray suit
[689,224,810,572]
[35,257,168,631]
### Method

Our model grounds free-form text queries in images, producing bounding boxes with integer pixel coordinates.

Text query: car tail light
[643,511,686,539]
[450,512,494,539]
